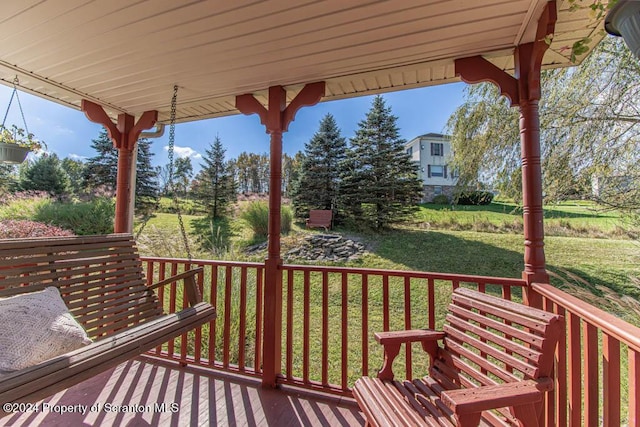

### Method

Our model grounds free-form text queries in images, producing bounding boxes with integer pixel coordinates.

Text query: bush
[0,220,74,238]
[241,201,293,237]
[431,194,450,204]
[456,191,494,205]
[33,197,115,235]
[0,191,52,220]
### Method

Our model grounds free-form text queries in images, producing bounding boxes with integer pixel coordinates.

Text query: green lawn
[414,200,630,238]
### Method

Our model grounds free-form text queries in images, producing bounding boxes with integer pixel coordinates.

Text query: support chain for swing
[167,85,193,260]
[2,76,30,133]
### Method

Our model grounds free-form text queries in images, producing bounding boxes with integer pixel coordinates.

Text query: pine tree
[134,138,159,215]
[292,114,346,217]
[195,135,236,219]
[84,130,118,192]
[61,158,87,196]
[84,130,158,213]
[20,153,70,197]
[342,96,422,230]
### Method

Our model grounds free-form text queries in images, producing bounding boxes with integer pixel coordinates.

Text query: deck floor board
[2,357,363,426]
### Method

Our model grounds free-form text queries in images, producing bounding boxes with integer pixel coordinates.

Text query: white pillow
[0,287,92,371]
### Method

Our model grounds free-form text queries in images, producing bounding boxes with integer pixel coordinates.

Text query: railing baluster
[255,266,263,373]
[554,305,567,427]
[238,267,247,371]
[223,265,232,369]
[404,276,412,379]
[180,262,189,364]
[209,265,218,366]
[568,312,582,427]
[286,269,294,380]
[194,263,204,364]
[382,275,389,331]
[341,272,348,391]
[584,323,599,427]
[603,333,621,426]
[169,262,177,357]
[630,348,639,426]
[303,270,310,383]
[322,271,329,386]
[362,274,369,377]
[428,278,435,329]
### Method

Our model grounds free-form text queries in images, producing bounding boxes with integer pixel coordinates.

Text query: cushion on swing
[0,287,92,371]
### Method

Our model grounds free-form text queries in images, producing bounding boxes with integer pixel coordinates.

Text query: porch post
[236,82,325,388]
[455,1,556,297]
[81,100,158,233]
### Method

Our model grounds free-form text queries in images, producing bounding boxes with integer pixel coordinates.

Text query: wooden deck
[2,357,364,427]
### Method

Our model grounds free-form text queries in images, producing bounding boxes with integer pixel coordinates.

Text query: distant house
[405,133,457,202]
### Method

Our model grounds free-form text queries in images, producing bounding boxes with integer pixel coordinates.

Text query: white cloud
[52,125,75,136]
[68,153,87,160]
[163,145,202,159]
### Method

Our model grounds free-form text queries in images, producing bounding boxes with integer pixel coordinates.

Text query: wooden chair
[0,234,216,409]
[305,209,332,230]
[353,287,563,427]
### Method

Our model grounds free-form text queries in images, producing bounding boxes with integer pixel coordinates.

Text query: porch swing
[0,86,216,410]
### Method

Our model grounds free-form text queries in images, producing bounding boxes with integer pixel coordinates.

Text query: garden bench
[353,287,562,427]
[305,209,332,230]
[0,233,216,410]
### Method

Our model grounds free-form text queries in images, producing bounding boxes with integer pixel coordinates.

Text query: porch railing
[141,256,640,426]
[533,282,640,427]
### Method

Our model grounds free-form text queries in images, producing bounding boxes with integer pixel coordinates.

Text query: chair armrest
[441,378,553,426]
[147,267,204,306]
[375,329,444,380]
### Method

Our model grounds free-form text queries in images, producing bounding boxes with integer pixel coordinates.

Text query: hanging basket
[0,142,30,164]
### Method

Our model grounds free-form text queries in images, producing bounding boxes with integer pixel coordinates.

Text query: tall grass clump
[241,201,293,238]
[34,197,115,235]
[0,191,52,220]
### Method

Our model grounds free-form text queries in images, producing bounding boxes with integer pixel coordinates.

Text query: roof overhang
[0,0,607,124]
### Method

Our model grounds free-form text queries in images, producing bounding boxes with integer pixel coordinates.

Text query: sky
[0,82,468,173]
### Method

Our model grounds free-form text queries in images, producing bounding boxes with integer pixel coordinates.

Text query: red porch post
[81,100,158,233]
[455,2,556,298]
[236,82,325,388]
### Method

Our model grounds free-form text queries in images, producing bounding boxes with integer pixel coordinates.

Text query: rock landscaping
[285,234,365,262]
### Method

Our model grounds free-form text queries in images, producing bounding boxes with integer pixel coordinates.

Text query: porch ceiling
[0,0,605,124]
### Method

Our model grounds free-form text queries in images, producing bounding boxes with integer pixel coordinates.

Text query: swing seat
[0,233,216,409]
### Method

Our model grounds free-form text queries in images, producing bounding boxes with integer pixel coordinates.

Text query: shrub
[0,191,52,220]
[456,190,494,205]
[241,201,293,237]
[33,197,115,235]
[431,194,450,204]
[0,220,74,238]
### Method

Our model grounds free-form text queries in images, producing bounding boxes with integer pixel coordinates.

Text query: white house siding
[405,133,457,202]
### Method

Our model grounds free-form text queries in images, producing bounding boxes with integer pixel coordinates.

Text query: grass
[414,200,633,238]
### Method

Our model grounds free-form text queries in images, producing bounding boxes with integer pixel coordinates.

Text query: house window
[434,186,443,195]
[431,143,444,156]
[430,165,444,177]
[406,147,413,156]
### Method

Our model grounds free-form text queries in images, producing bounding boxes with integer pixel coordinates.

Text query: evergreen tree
[134,138,159,215]
[195,135,236,219]
[0,164,17,193]
[61,157,87,196]
[84,130,118,193]
[20,153,70,197]
[173,156,193,198]
[292,114,346,217]
[342,96,422,230]
[84,130,158,213]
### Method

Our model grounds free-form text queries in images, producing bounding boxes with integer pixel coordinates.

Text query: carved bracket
[81,100,157,150]
[236,82,325,134]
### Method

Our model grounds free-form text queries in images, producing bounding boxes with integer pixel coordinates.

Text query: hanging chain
[2,76,30,134]
[168,85,193,260]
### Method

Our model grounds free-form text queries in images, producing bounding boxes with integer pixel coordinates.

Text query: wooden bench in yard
[306,209,332,230]
[353,287,563,427]
[0,234,216,410]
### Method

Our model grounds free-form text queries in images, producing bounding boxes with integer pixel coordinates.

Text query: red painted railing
[141,256,640,426]
[278,264,526,394]
[533,282,640,427]
[142,257,264,376]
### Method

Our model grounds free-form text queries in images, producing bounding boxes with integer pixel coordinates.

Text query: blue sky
[0,82,467,172]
